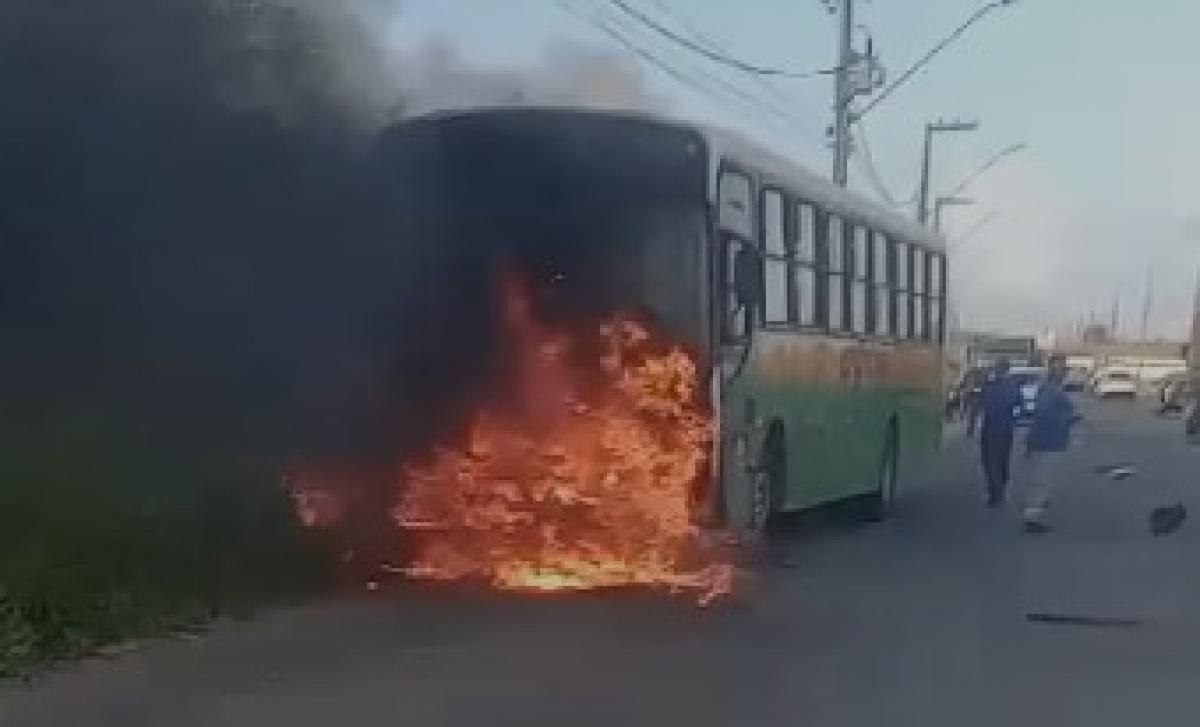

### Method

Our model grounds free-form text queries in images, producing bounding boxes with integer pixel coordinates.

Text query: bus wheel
[761,421,787,525]
[722,429,775,541]
[862,420,899,523]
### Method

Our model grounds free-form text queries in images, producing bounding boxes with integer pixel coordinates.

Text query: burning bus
[359,107,946,597]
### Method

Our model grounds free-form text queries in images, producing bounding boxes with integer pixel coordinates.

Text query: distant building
[1052,339,1189,385]
[1081,324,1111,345]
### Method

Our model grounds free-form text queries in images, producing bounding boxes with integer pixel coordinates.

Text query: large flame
[393,280,731,604]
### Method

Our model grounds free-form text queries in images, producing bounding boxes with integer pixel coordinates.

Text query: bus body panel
[704,124,946,518]
[724,331,942,510]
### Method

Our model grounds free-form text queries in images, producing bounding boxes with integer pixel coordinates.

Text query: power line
[854,121,900,206]
[855,1,1013,121]
[647,0,723,54]
[605,0,836,79]
[951,210,1001,253]
[854,121,919,209]
[647,0,792,106]
[944,143,1027,199]
[555,0,811,132]
[594,3,806,127]
[593,0,807,125]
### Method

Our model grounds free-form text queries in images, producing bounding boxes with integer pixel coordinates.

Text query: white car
[1094,370,1138,399]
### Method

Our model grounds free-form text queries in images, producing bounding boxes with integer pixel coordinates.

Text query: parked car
[1094,370,1138,399]
[1009,366,1047,424]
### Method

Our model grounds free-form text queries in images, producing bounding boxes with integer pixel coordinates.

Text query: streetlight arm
[946,142,1028,198]
[934,196,975,233]
[951,211,1002,253]
[854,1,1014,121]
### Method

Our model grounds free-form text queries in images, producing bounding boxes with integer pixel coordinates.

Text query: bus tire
[761,421,787,522]
[721,423,782,541]
[721,433,764,540]
[862,419,899,523]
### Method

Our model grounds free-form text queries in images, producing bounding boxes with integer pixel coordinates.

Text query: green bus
[378,107,946,536]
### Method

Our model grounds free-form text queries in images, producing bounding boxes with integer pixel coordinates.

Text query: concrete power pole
[1190,270,1200,370]
[1111,291,1121,340]
[831,0,855,187]
[917,119,979,225]
[1140,268,1154,342]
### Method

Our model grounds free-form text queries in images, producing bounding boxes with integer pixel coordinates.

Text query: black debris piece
[1149,503,1187,536]
[1026,613,1144,628]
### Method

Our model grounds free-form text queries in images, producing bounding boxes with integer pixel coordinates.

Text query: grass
[0,406,331,679]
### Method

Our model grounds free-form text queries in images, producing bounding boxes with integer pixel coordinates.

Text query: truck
[966,335,1037,369]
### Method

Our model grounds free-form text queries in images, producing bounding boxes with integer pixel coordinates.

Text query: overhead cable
[606,0,836,79]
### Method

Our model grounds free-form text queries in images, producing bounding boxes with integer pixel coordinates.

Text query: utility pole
[1111,291,1121,340]
[1140,268,1154,342]
[917,119,978,225]
[829,0,1013,191]
[1189,269,1200,371]
[826,0,885,187]
[831,0,855,187]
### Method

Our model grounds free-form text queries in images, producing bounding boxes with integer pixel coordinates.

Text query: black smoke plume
[0,0,479,466]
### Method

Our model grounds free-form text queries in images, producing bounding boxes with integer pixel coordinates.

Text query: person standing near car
[979,357,1023,507]
[1020,355,1079,533]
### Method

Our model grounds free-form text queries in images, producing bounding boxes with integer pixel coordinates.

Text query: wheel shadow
[764,496,884,543]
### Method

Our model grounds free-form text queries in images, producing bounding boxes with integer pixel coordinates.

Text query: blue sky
[379,0,1200,338]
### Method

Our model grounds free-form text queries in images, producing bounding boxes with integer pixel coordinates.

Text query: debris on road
[1026,612,1145,629]
[1094,463,1138,480]
[1149,503,1187,535]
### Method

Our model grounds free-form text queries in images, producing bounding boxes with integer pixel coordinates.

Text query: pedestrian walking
[979,357,1022,507]
[1020,355,1079,533]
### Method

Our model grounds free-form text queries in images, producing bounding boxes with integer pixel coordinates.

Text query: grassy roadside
[0,410,330,679]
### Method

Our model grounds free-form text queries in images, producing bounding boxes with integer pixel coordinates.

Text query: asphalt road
[5,398,1200,727]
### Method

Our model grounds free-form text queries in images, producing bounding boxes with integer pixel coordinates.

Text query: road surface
[4,399,1199,726]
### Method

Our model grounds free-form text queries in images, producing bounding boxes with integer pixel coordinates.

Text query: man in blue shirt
[1021,355,1079,533]
[979,357,1023,507]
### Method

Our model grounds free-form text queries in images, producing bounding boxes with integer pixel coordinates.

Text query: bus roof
[388,106,946,252]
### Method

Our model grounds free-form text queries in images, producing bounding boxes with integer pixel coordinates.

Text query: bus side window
[794,203,818,326]
[761,189,789,325]
[851,225,869,335]
[872,231,891,337]
[913,247,927,341]
[929,252,946,343]
[894,240,911,339]
[719,170,757,341]
[825,214,847,332]
[718,170,753,238]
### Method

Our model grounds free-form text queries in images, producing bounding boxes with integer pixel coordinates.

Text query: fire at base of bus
[290,278,734,606]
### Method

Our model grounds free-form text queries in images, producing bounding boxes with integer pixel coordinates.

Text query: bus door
[714,167,759,382]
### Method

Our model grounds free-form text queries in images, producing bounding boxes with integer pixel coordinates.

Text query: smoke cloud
[0,0,656,472]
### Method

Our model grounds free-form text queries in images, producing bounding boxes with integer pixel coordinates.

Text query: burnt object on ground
[1149,503,1187,536]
